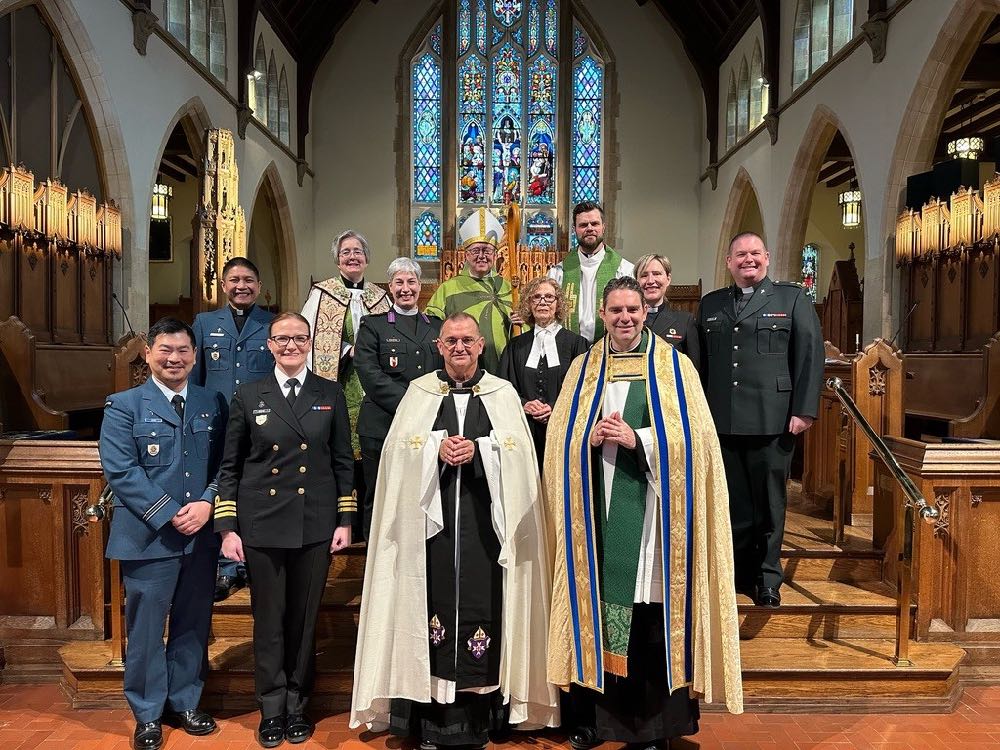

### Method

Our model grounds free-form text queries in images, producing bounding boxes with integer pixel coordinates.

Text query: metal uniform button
[772,324,777,329]
[273,444,279,451]
[299,466,306,473]
[734,326,740,332]
[185,492,191,498]
[235,362,241,368]
[151,432,156,437]
[236,380,241,385]
[733,345,739,350]
[733,381,739,386]
[185,471,190,478]
[184,451,189,456]
[297,488,305,495]
[733,362,739,367]
[271,468,279,475]
[237,346,242,351]
[300,443,307,450]
[269,488,276,496]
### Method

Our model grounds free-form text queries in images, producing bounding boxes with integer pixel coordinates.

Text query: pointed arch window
[278,68,290,147]
[801,244,819,301]
[408,1,608,260]
[726,72,737,151]
[164,0,227,85]
[792,0,854,90]
[253,37,268,126]
[749,42,764,129]
[267,53,278,136]
[736,58,749,139]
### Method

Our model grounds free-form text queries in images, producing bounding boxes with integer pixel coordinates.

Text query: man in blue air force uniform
[189,257,274,600]
[100,317,228,750]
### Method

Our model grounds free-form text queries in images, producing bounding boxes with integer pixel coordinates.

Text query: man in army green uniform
[697,232,824,608]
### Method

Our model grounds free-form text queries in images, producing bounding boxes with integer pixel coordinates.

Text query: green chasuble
[425,269,513,373]
[561,246,626,341]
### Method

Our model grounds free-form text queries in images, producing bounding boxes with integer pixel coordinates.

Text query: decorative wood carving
[38,487,51,503]
[971,493,983,507]
[868,364,887,396]
[71,489,89,535]
[933,490,951,538]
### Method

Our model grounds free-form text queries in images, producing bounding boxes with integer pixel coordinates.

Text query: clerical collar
[230,304,254,317]
[437,367,485,393]
[579,246,605,266]
[392,303,418,316]
[341,275,365,290]
[533,321,561,336]
[646,304,660,313]
[608,331,646,354]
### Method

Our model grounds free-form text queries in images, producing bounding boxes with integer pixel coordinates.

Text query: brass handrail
[826,377,938,667]
[85,484,125,667]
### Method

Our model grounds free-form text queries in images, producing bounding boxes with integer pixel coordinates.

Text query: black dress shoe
[756,586,781,608]
[214,572,247,602]
[163,708,217,735]
[133,720,162,750]
[284,714,314,744]
[570,725,602,750]
[418,740,438,750]
[257,716,285,748]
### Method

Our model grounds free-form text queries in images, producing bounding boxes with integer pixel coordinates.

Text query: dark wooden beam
[960,44,1000,89]
[818,161,850,182]
[715,1,758,61]
[162,156,199,179]
[942,90,1000,132]
[157,162,187,183]
[826,167,857,189]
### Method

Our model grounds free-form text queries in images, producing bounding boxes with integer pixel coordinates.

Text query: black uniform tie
[171,394,185,420]
[285,378,299,407]
[736,289,752,315]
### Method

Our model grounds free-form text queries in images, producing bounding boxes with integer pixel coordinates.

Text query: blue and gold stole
[557,332,695,693]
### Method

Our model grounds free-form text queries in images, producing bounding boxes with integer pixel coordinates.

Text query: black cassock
[389,369,507,746]
[497,327,589,459]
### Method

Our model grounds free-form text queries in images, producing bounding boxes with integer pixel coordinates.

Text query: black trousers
[719,432,795,590]
[244,541,331,718]
[359,435,384,541]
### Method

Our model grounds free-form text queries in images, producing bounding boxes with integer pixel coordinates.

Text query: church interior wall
[308,0,704,285]
[60,0,313,331]
[147,169,197,305]
[699,0,958,342]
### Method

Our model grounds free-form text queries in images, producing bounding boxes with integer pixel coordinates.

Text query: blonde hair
[517,276,568,325]
[634,254,673,277]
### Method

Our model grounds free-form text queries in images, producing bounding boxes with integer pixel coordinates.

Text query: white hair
[331,229,370,262]
[386,257,422,281]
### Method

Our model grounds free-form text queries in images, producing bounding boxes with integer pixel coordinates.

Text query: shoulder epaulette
[774,280,805,288]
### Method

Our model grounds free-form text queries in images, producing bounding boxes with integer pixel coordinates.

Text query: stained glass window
[414,210,442,260]
[801,244,819,301]
[792,0,854,90]
[164,0,226,85]
[412,53,442,204]
[409,2,607,256]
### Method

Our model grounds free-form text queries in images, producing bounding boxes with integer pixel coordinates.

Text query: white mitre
[458,207,504,251]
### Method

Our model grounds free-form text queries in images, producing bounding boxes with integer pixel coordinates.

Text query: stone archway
[248,162,300,310]
[774,105,860,284]
[877,0,997,335]
[714,166,767,288]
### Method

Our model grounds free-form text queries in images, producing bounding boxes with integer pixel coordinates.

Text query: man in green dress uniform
[425,207,514,373]
[697,232,824,608]
[548,201,633,343]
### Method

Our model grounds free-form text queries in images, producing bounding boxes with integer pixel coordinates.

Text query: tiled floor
[1,683,999,750]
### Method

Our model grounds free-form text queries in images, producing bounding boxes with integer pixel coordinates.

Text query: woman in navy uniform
[634,254,700,369]
[213,312,355,748]
[354,257,443,539]
[497,276,588,461]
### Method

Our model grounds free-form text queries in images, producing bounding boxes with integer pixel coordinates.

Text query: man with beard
[351,313,559,748]
[548,201,633,343]
[190,256,274,601]
[545,277,743,750]
[425,208,514,373]
[302,230,391,527]
[697,232,824,608]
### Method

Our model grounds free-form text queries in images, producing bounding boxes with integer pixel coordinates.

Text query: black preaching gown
[497,327,589,459]
[389,369,506,746]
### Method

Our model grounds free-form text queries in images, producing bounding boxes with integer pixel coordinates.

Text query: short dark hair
[601,276,643,306]
[728,231,765,256]
[572,200,605,224]
[222,256,260,279]
[147,317,196,348]
[269,311,311,336]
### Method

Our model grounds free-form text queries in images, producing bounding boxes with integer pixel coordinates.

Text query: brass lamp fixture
[150,182,172,221]
[839,181,862,227]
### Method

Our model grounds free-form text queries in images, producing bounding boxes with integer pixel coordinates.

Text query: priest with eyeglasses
[351,312,559,749]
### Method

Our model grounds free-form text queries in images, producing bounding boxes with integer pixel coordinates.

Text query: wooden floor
[3,682,1000,750]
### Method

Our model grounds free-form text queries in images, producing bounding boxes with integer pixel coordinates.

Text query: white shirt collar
[579,246,606,268]
[526,323,561,368]
[275,365,309,391]
[532,321,562,336]
[392,303,419,316]
[150,375,188,404]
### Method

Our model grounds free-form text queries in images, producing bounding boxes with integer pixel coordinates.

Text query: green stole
[342,309,364,457]
[596,334,650,676]
[562,246,622,340]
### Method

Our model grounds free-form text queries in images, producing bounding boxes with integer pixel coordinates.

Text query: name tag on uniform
[210,332,226,337]
[386,337,401,343]
[312,405,333,411]
[252,408,271,415]
[144,416,164,423]
[706,316,718,322]
[761,312,788,318]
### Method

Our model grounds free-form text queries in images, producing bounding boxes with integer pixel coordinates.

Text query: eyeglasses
[269,335,311,347]
[530,294,557,303]
[338,248,366,258]
[467,249,495,258]
[441,336,481,350]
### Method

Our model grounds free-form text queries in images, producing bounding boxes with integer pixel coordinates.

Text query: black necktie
[286,378,298,407]
[736,289,752,315]
[171,394,185,420]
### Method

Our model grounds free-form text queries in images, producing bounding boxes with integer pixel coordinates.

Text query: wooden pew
[903,332,1000,440]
